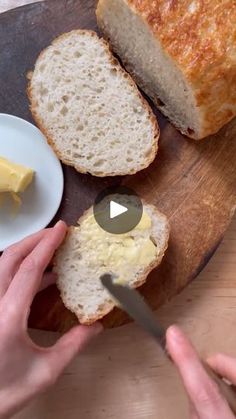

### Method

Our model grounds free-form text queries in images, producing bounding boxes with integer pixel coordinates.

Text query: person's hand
[166,326,236,419]
[0,221,102,419]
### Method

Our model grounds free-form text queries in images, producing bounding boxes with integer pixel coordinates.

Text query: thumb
[46,322,103,376]
[207,354,236,386]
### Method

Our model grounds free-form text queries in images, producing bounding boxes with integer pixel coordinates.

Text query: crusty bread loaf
[28,30,159,176]
[53,203,169,324]
[97,0,236,140]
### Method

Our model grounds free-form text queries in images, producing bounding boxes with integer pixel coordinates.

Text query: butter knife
[100,273,236,415]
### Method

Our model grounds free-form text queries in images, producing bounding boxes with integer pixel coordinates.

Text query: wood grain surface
[1,2,236,419]
[16,217,236,419]
[0,0,235,332]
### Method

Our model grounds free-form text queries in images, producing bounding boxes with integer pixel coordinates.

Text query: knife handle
[202,360,236,415]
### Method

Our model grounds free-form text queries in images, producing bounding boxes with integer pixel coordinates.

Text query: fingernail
[168,325,185,344]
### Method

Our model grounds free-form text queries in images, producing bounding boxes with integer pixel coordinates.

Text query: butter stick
[0,157,34,194]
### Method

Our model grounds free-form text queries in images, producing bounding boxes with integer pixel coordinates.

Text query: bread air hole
[94,159,105,167]
[110,67,117,75]
[111,140,120,147]
[187,128,195,135]
[111,57,117,66]
[156,98,165,107]
[53,50,61,55]
[76,125,84,131]
[40,87,48,96]
[62,95,69,103]
[39,63,46,72]
[133,106,143,114]
[97,131,105,137]
[74,51,82,58]
[150,236,157,247]
[127,157,133,163]
[60,106,68,116]
[73,153,84,159]
[47,103,54,112]
[87,154,94,160]
[93,171,103,176]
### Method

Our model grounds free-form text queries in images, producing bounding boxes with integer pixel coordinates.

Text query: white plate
[0,114,64,251]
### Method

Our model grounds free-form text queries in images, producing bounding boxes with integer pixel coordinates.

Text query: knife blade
[100,273,236,415]
[100,273,167,352]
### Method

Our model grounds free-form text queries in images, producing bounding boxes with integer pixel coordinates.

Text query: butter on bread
[0,156,33,194]
[28,30,159,176]
[53,203,169,325]
[97,0,236,139]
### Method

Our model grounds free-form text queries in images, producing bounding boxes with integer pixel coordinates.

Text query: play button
[110,201,128,219]
[93,186,143,234]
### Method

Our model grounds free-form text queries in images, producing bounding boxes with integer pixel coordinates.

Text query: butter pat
[80,211,157,285]
[0,157,34,193]
[136,211,152,230]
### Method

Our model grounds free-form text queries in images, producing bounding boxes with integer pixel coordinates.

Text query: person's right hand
[166,325,236,419]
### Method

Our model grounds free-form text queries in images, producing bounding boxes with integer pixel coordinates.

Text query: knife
[101,273,167,352]
[100,273,236,415]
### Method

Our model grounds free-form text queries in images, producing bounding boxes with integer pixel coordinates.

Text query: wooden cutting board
[0,0,235,332]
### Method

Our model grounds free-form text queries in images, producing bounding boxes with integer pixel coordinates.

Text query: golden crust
[27,29,159,176]
[124,0,236,137]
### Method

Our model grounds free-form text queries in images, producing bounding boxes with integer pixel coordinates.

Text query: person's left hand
[0,221,102,419]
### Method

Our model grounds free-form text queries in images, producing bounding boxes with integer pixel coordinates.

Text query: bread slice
[53,202,169,325]
[28,30,159,176]
[97,0,236,139]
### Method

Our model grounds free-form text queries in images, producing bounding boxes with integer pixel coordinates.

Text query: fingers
[5,221,67,315]
[0,230,47,298]
[189,403,200,419]
[45,323,102,379]
[39,272,57,292]
[207,354,236,386]
[166,326,234,419]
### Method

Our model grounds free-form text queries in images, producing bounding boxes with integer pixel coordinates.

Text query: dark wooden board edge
[0,0,235,332]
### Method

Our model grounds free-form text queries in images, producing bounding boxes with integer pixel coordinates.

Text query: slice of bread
[97,0,236,139]
[28,30,159,177]
[53,202,169,325]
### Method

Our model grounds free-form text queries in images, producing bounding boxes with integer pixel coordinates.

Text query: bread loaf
[28,30,159,176]
[54,202,169,324]
[97,0,236,139]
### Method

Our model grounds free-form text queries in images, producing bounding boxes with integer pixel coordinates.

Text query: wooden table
[1,2,236,418]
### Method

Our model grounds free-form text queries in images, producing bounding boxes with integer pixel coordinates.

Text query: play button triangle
[110,200,128,219]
